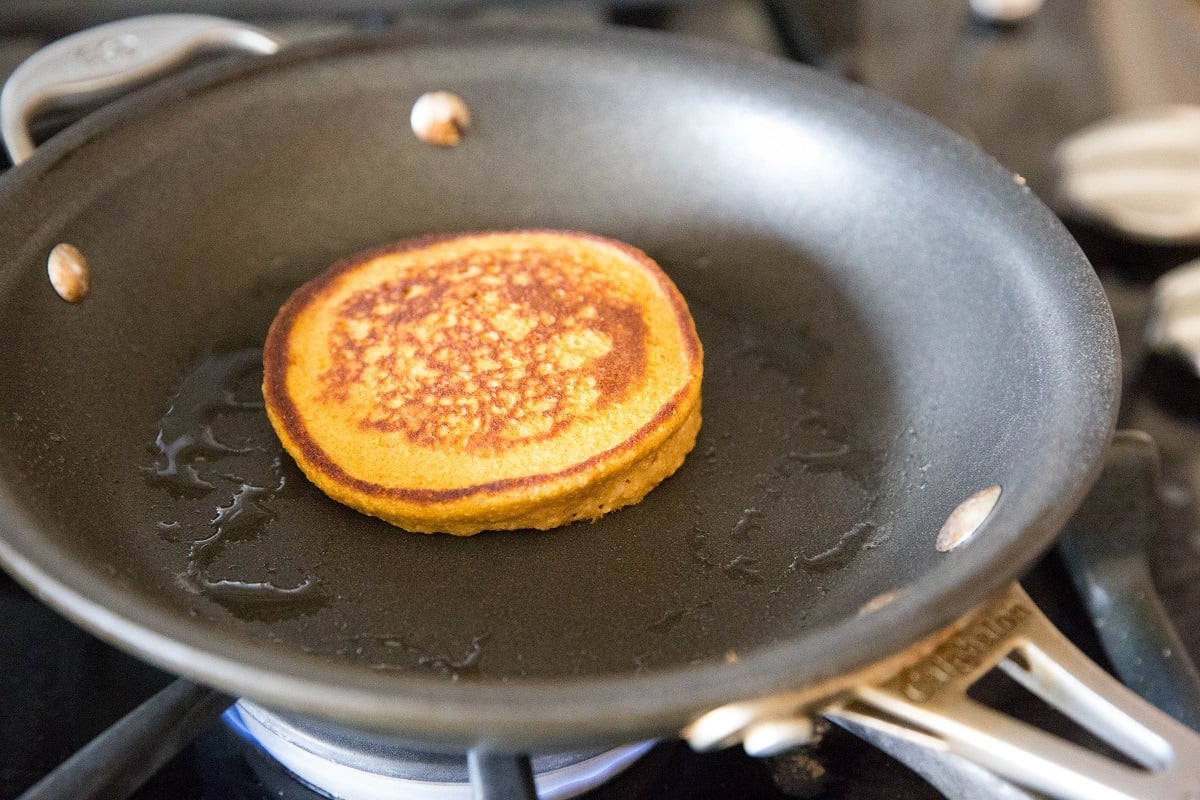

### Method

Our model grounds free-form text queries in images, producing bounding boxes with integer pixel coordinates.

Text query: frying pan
[0,14,1195,800]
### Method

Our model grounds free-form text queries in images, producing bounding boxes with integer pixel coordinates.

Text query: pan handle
[0,14,280,165]
[690,584,1200,800]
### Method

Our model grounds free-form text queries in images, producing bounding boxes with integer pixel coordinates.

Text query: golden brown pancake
[262,230,702,535]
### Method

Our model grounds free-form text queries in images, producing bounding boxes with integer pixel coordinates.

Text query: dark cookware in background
[0,13,1191,800]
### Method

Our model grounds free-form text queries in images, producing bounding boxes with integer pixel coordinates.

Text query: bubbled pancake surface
[263,230,703,534]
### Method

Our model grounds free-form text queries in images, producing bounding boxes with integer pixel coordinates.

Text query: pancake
[263,230,703,535]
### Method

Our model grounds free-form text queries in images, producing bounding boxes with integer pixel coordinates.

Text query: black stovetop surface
[3,2,1200,799]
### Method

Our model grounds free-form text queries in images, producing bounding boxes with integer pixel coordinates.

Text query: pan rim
[0,24,1120,746]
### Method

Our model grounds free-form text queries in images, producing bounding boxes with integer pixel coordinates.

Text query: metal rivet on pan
[858,589,900,616]
[411,91,471,146]
[47,243,90,303]
[743,717,817,757]
[936,485,1002,552]
[970,0,1043,24]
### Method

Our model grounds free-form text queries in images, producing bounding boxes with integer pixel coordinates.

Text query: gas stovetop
[3,2,1200,799]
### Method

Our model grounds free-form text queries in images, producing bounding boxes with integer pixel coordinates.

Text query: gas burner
[226,702,655,800]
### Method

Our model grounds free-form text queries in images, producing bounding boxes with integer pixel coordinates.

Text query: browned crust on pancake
[263,230,701,505]
[316,238,649,451]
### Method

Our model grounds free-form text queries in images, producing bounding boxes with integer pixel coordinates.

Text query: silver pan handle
[687,583,1200,800]
[0,14,280,165]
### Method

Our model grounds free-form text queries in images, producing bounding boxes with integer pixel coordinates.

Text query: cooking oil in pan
[144,349,325,621]
[790,521,877,574]
[144,350,262,496]
[729,507,764,540]
[333,633,488,682]
[669,283,892,641]
[722,554,764,584]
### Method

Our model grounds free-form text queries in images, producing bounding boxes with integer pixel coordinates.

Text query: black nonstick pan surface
[0,27,1118,748]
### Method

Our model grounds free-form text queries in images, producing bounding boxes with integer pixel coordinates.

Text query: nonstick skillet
[0,14,1195,800]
